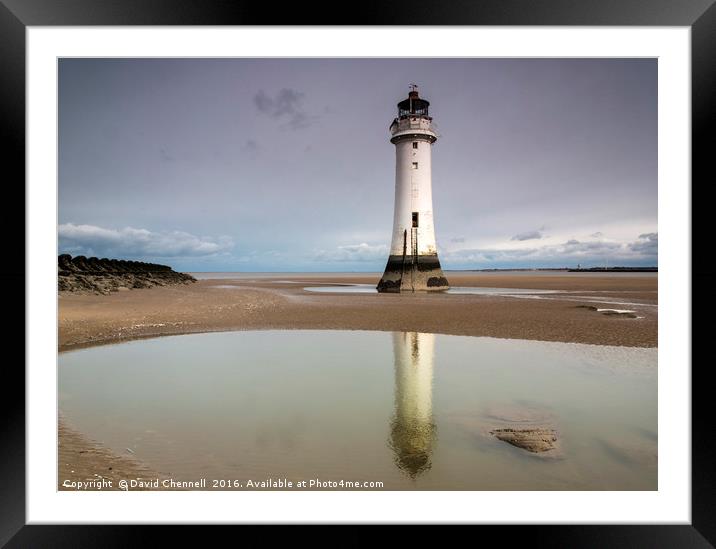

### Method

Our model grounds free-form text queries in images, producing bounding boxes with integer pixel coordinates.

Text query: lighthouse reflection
[388,332,437,478]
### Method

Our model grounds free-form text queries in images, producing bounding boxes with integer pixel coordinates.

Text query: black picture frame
[4,0,713,545]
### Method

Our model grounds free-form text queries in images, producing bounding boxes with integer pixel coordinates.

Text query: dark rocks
[71,255,91,271]
[376,279,401,292]
[601,310,638,318]
[427,276,449,287]
[58,254,75,272]
[58,254,196,294]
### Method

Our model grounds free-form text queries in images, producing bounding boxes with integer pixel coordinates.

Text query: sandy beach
[59,272,657,351]
[58,272,657,489]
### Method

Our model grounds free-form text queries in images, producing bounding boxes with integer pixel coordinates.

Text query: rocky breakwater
[58,254,196,294]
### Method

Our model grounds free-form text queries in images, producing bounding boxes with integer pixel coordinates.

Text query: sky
[58,58,657,272]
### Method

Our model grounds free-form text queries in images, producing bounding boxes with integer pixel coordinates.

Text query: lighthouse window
[412,142,418,149]
[412,162,418,169]
[412,212,419,227]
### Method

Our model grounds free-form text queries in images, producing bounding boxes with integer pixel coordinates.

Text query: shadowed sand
[58,272,657,489]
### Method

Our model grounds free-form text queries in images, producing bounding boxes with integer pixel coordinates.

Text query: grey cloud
[630,232,658,254]
[590,231,604,238]
[445,234,656,268]
[511,230,543,241]
[159,148,174,162]
[244,139,260,152]
[563,239,624,253]
[253,88,318,130]
[58,223,233,259]
[314,242,388,263]
[450,237,465,243]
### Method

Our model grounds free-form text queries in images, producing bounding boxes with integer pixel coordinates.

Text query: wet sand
[58,272,657,489]
[59,421,162,490]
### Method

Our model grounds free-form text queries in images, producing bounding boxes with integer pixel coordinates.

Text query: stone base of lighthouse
[377,254,449,293]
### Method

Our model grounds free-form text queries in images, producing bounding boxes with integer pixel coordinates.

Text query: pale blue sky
[58,58,657,271]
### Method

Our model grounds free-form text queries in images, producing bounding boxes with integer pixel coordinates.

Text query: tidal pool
[303,284,564,296]
[58,330,657,490]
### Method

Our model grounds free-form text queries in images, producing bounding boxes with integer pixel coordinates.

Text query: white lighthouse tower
[377,85,449,292]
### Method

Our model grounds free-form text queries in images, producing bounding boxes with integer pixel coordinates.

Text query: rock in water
[490,428,558,453]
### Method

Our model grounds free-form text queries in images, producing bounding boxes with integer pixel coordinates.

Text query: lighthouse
[377,85,449,293]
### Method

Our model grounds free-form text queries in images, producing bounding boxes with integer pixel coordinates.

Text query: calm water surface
[302,284,563,295]
[58,331,657,490]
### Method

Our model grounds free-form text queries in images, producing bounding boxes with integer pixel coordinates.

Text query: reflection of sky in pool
[299,285,657,310]
[59,330,657,490]
[303,284,564,296]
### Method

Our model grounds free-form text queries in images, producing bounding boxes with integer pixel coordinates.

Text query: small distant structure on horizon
[377,85,449,293]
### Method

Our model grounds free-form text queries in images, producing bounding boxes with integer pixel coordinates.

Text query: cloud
[159,148,174,163]
[450,237,465,243]
[58,223,233,259]
[244,139,260,153]
[444,233,657,268]
[590,231,604,238]
[253,88,318,130]
[314,242,388,263]
[511,229,543,241]
[629,232,658,254]
[563,239,623,252]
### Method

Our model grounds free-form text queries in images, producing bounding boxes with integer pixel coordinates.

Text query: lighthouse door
[410,213,419,291]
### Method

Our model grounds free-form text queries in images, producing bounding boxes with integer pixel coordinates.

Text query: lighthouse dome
[397,88,430,118]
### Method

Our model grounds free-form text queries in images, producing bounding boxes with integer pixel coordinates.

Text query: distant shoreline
[453,267,658,273]
[567,267,657,273]
[186,267,657,276]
